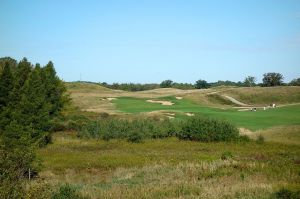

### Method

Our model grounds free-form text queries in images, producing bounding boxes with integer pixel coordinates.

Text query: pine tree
[41,61,67,116]
[9,58,32,105]
[18,65,51,144]
[0,62,14,112]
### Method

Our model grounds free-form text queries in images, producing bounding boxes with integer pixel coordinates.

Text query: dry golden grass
[34,132,300,199]
[242,125,300,145]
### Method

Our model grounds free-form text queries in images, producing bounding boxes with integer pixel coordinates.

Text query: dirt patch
[146,100,174,106]
[176,96,183,100]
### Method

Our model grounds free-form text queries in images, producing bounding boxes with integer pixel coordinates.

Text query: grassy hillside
[222,86,300,105]
[65,82,300,130]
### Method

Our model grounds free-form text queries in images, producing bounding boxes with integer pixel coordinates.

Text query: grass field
[35,132,300,199]
[29,83,300,198]
[113,96,300,130]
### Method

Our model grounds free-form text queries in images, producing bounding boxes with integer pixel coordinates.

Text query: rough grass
[244,125,300,145]
[35,132,300,199]
[223,86,300,105]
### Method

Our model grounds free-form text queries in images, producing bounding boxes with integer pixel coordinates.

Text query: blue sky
[0,0,299,83]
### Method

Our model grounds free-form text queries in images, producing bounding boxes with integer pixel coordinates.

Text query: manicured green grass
[36,133,300,199]
[113,97,300,130]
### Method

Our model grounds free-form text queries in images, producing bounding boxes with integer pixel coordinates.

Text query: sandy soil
[146,100,174,106]
[185,113,195,116]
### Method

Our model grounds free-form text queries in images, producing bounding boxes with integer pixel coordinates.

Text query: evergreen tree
[9,58,32,107]
[41,61,67,116]
[0,62,14,112]
[18,65,51,144]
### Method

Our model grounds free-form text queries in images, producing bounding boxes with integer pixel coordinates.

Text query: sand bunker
[146,100,174,106]
[107,97,117,101]
[185,113,195,116]
[165,113,175,116]
[175,96,183,100]
[166,116,175,119]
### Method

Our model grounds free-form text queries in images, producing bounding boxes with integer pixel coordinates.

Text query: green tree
[0,121,36,199]
[0,57,17,75]
[290,78,300,86]
[243,76,256,87]
[262,73,284,87]
[0,62,14,112]
[18,65,51,144]
[10,58,32,106]
[160,80,173,88]
[41,61,68,116]
[195,79,209,89]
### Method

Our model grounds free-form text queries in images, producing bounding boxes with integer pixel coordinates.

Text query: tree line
[0,57,68,198]
[94,73,300,91]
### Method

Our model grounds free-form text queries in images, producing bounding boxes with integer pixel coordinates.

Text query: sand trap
[185,113,194,116]
[166,116,175,119]
[165,113,175,116]
[146,100,174,106]
[107,97,117,101]
[175,96,183,100]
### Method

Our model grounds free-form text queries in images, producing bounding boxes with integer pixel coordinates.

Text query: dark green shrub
[237,135,250,142]
[256,135,265,144]
[177,116,239,142]
[273,188,300,199]
[127,130,143,143]
[51,184,88,199]
[78,118,177,142]
[221,151,234,160]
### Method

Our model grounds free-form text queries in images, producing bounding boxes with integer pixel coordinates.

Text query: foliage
[195,79,210,89]
[273,188,300,199]
[0,57,17,75]
[0,62,14,111]
[0,122,37,199]
[51,184,88,199]
[160,79,174,88]
[243,76,256,87]
[256,134,265,144]
[177,116,240,142]
[78,118,178,142]
[100,82,159,91]
[0,57,68,198]
[289,78,300,86]
[220,151,234,160]
[262,72,284,87]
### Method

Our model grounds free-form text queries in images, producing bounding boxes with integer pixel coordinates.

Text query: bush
[256,135,265,144]
[78,116,242,143]
[273,188,300,199]
[78,118,178,142]
[177,116,239,142]
[221,151,234,160]
[51,184,88,199]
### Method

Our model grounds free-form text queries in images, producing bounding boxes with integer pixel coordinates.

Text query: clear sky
[0,0,299,83]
